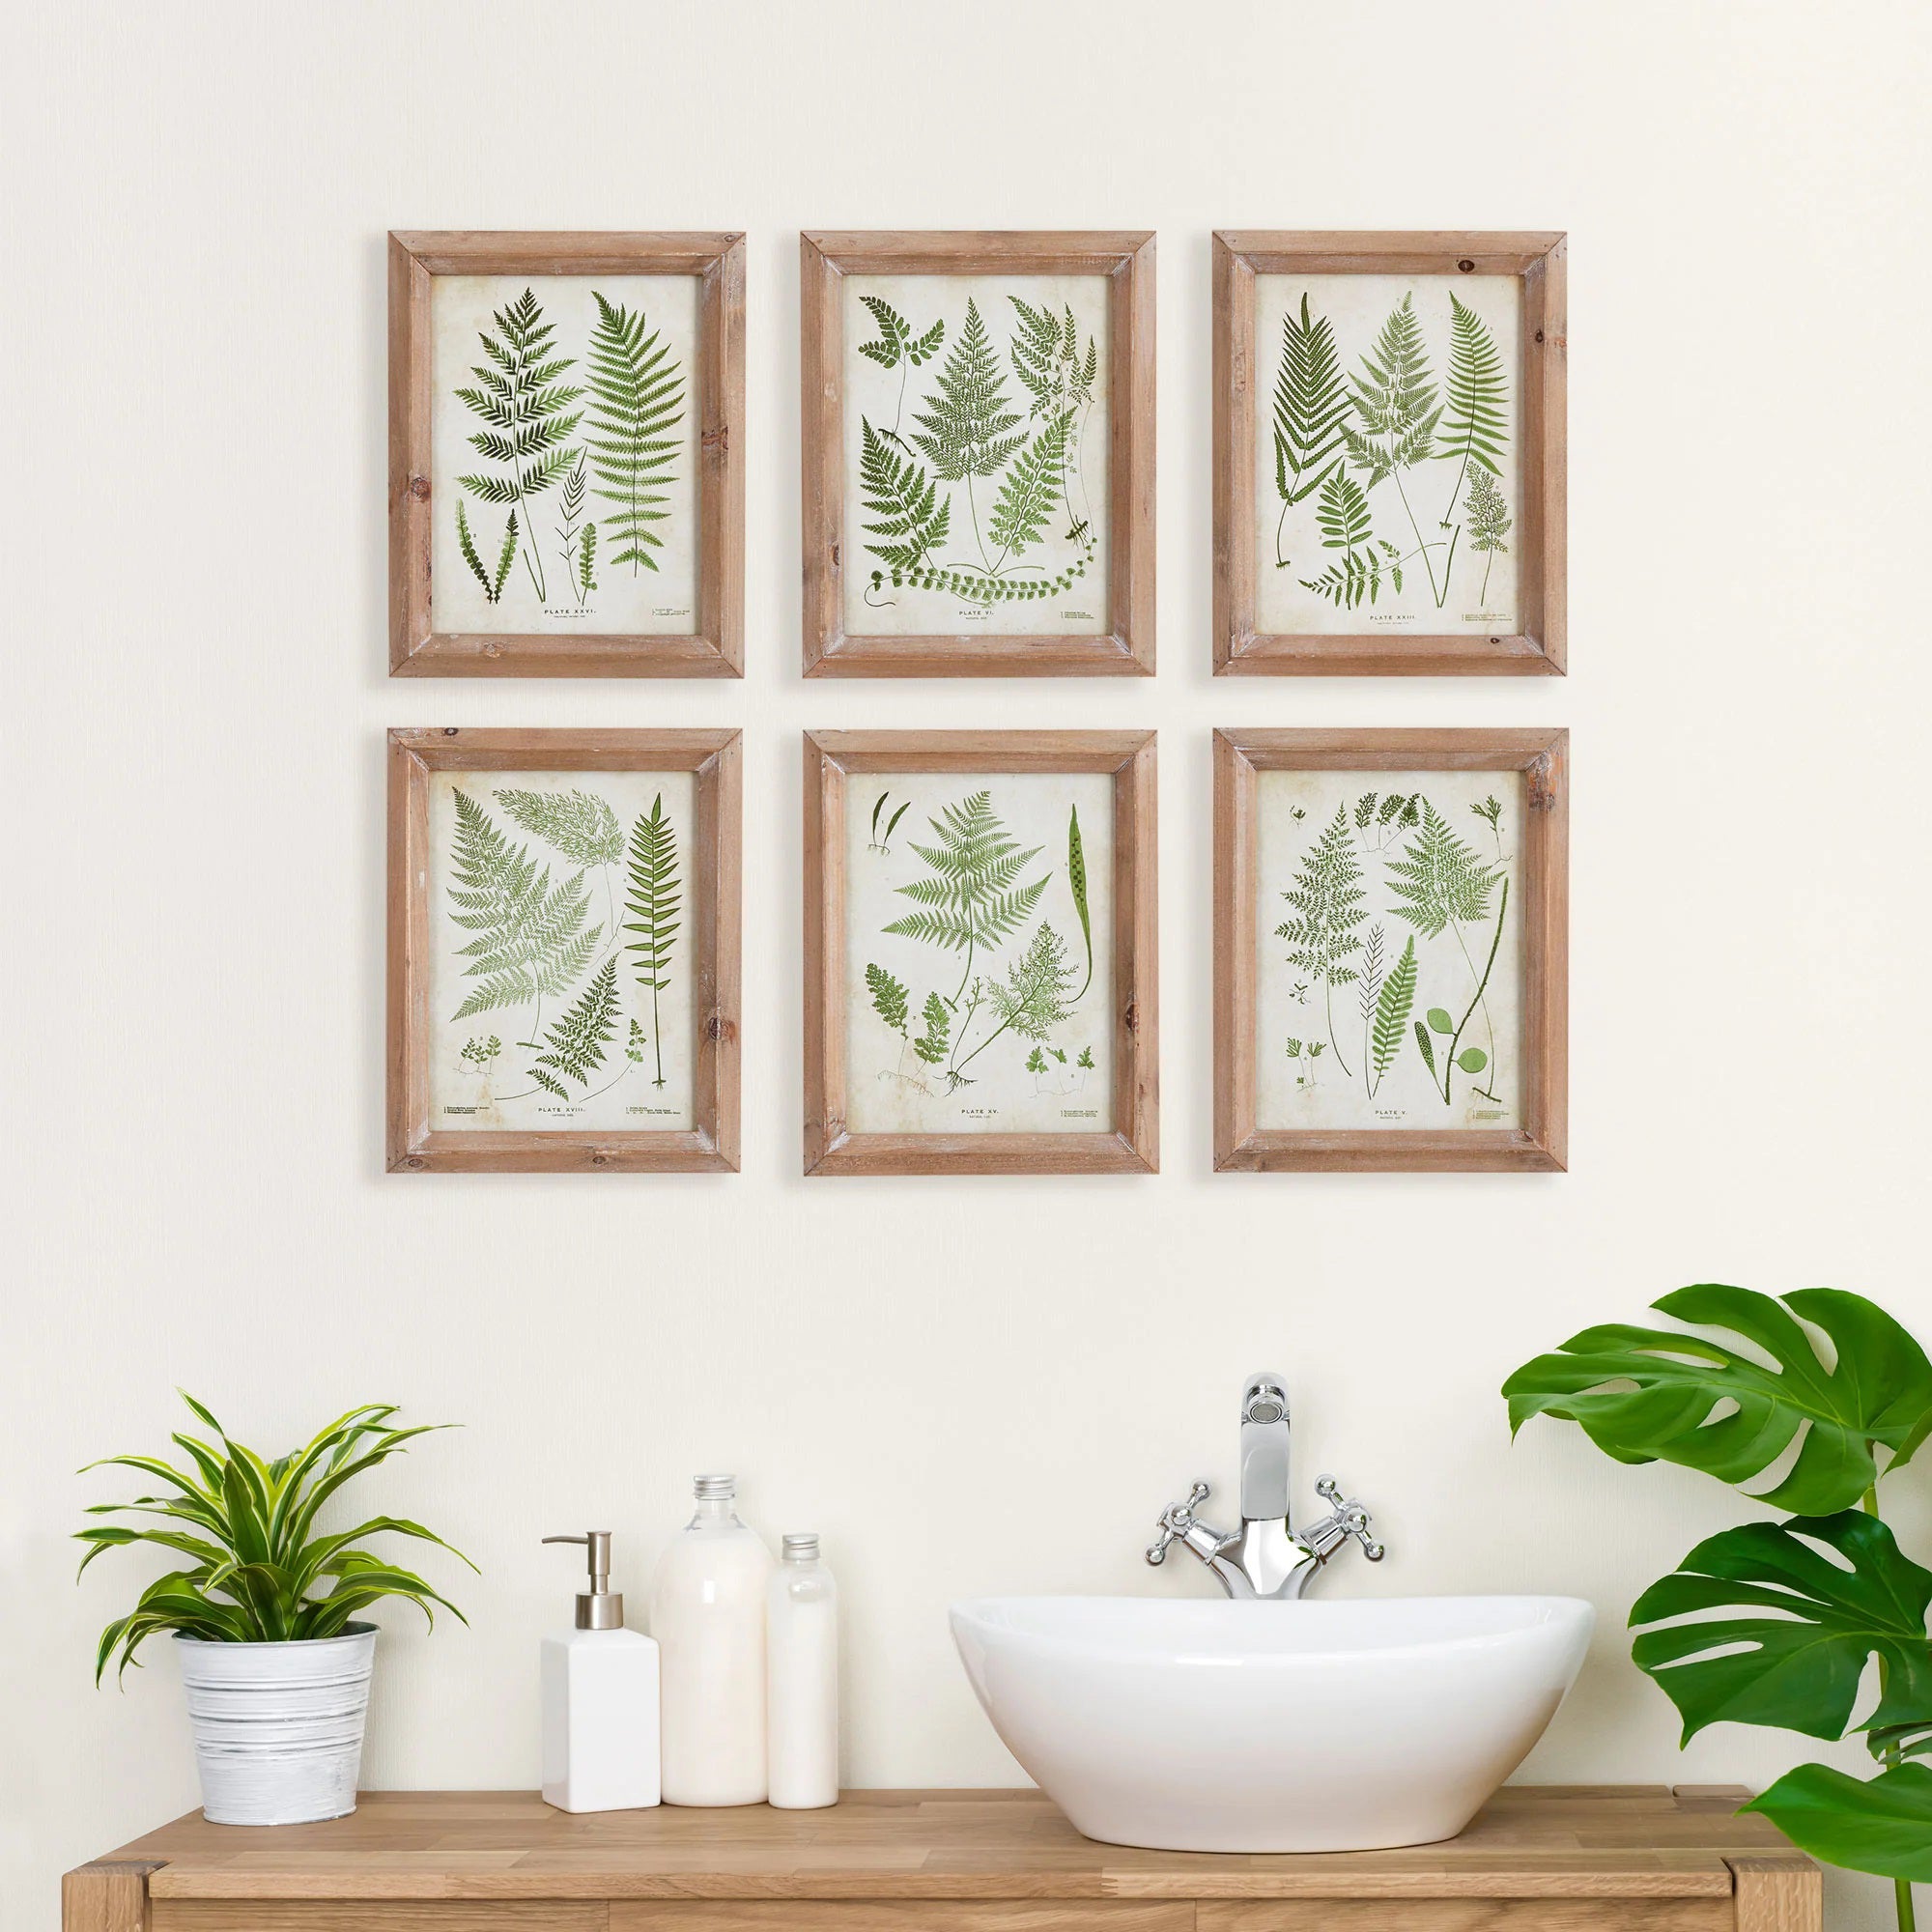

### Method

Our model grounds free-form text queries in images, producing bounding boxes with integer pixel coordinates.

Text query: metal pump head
[542,1530,625,1630]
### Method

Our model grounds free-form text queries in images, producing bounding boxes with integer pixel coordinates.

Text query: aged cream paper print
[428,769,696,1133]
[844,771,1113,1134]
[841,274,1111,639]
[1254,769,1524,1131]
[431,275,699,636]
[1253,273,1520,636]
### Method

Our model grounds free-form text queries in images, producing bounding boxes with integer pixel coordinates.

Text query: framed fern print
[389,232,744,678]
[1213,728,1567,1173]
[805,731,1157,1175]
[387,728,741,1173]
[801,232,1155,677]
[1213,233,1566,677]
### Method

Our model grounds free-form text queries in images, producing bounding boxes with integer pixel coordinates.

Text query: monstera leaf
[1630,1512,1932,1745]
[1746,1762,1932,1884]
[1503,1285,1932,1514]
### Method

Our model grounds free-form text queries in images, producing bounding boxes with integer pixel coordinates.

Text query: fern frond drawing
[554,455,592,608]
[1008,296,1098,546]
[1297,469,1406,609]
[909,297,1024,571]
[445,790,600,1028]
[882,791,1047,1006]
[859,417,950,573]
[868,791,912,854]
[622,794,680,1089]
[1275,805,1367,1076]
[1384,801,1496,938]
[1369,935,1417,1096]
[952,922,1074,1084]
[1466,465,1512,601]
[457,501,516,605]
[1270,293,1351,567]
[986,409,1071,564]
[857,295,944,440]
[1066,805,1093,1002]
[1435,291,1509,526]
[912,990,950,1065]
[584,292,683,576]
[867,961,911,1036]
[494,788,624,869]
[531,958,620,1092]
[1340,291,1459,608]
[454,289,583,604]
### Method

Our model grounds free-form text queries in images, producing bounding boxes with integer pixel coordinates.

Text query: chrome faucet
[1145,1371,1384,1600]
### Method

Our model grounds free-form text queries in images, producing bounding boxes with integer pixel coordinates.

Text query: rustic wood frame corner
[1213,727,1568,1174]
[804,731,1158,1175]
[1212,230,1567,678]
[387,727,742,1173]
[388,230,746,678]
[800,231,1156,679]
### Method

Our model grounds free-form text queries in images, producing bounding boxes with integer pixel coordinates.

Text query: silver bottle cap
[782,1532,820,1562]
[694,1473,736,1500]
[542,1530,625,1630]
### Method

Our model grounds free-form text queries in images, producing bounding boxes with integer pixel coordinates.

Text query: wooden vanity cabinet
[65,1787,1820,1932]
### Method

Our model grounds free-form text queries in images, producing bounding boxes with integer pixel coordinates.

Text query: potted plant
[1504,1286,1931,1930]
[79,1392,474,1827]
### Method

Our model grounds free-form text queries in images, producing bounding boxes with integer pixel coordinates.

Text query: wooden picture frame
[387,727,741,1173]
[1213,231,1566,677]
[1214,728,1567,1173]
[800,231,1156,678]
[389,231,745,678]
[804,731,1158,1174]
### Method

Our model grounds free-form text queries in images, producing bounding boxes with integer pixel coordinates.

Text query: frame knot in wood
[409,474,430,500]
[1526,752,1558,809]
[705,1013,736,1044]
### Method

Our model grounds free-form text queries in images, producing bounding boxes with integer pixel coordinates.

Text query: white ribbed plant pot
[175,1624,376,1826]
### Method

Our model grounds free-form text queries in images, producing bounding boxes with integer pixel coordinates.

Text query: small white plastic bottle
[539,1531,660,1813]
[649,1474,775,1805]
[767,1532,839,1809]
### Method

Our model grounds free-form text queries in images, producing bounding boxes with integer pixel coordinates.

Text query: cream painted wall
[5,3,1928,1925]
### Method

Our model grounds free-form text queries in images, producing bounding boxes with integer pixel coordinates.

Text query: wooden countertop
[89,1786,1814,1904]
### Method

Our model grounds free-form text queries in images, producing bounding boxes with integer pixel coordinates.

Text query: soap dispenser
[540,1531,660,1814]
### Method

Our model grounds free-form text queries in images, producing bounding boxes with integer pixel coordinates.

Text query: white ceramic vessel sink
[950,1595,1593,1853]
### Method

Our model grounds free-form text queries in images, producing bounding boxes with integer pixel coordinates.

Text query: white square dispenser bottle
[540,1530,661,1813]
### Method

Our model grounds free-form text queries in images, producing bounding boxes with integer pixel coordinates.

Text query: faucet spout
[1238,1373,1290,1524]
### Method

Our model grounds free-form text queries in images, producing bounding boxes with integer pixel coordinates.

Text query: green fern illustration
[1297,469,1405,609]
[493,788,623,868]
[454,289,582,604]
[1270,293,1351,567]
[859,417,950,573]
[867,961,911,1036]
[554,455,592,608]
[1369,934,1418,1096]
[912,990,950,1065]
[1009,297,1098,542]
[1066,804,1093,1002]
[622,793,680,1089]
[1385,801,1497,939]
[531,958,620,1093]
[1466,465,1512,601]
[1275,805,1367,1075]
[1340,291,1456,607]
[882,791,1047,1007]
[909,297,1024,572]
[1435,291,1509,526]
[579,524,598,598]
[584,292,683,576]
[986,408,1072,564]
[1026,1046,1048,1076]
[949,922,1074,1086]
[625,1018,646,1064]
[445,790,600,1027]
[1355,922,1385,1079]
[857,295,944,441]
[456,500,516,605]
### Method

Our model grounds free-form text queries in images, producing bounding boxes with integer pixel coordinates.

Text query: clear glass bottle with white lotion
[767,1532,839,1809]
[649,1474,775,1805]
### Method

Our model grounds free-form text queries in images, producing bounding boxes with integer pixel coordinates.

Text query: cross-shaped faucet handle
[1314,1474,1385,1561]
[1145,1480,1211,1565]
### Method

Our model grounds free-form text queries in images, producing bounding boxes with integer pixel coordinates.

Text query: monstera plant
[1504,1287,1932,1931]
